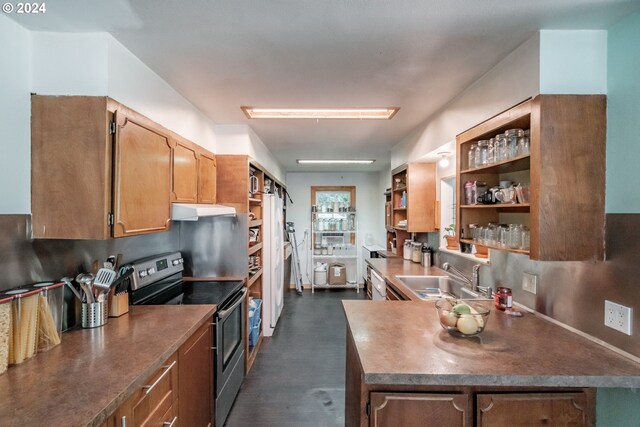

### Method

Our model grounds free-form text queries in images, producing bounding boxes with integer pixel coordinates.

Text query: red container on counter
[494,287,513,311]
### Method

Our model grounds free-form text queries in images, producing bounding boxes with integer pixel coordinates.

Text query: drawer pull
[143,360,176,395]
[163,416,178,427]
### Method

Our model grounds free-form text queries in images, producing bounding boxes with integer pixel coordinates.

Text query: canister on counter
[494,287,513,311]
[0,294,12,375]
[403,240,413,260]
[411,242,423,263]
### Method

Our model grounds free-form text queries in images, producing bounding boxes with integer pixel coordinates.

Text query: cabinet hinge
[109,121,116,134]
[366,401,371,416]
[108,213,114,226]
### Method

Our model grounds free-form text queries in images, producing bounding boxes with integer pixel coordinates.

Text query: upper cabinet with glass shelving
[456,95,606,261]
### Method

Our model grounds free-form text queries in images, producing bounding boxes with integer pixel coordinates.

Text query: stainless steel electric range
[129,252,245,427]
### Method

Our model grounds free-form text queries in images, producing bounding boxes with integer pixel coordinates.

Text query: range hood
[171,203,236,221]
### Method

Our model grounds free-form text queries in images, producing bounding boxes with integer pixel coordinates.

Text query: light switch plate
[604,300,633,335]
[522,272,537,294]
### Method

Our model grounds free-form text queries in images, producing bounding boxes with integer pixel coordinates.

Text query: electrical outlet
[604,300,633,335]
[522,272,537,294]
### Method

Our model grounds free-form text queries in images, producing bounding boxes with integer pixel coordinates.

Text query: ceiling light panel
[241,107,399,120]
[297,159,375,164]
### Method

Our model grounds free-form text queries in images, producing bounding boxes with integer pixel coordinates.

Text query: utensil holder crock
[81,301,108,328]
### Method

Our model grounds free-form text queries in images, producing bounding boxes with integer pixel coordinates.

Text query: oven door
[215,287,246,426]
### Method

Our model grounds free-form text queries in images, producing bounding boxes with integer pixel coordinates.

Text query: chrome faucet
[442,262,492,298]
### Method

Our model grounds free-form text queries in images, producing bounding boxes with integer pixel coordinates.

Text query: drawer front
[156,399,178,427]
[131,353,178,427]
[477,392,590,427]
[370,392,470,427]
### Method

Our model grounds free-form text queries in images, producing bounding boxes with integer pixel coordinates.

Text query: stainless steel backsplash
[0,214,246,290]
[438,214,640,358]
[0,215,181,289]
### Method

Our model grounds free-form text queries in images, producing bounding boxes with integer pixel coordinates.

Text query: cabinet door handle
[120,416,127,427]
[143,360,176,395]
[163,416,178,427]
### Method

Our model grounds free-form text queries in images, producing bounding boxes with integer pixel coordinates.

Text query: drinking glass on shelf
[497,225,508,247]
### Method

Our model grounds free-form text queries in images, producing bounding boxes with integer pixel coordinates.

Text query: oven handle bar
[217,288,247,320]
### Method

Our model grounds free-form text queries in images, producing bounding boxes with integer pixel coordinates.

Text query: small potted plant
[443,224,459,249]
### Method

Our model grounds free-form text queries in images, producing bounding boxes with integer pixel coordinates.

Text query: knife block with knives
[108,264,133,318]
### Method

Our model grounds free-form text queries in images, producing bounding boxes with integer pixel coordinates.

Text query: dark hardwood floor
[225,288,367,426]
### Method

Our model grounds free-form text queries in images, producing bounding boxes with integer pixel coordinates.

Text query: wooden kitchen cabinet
[172,139,199,203]
[477,392,592,426]
[129,353,178,427]
[103,320,216,427]
[370,392,471,427]
[197,152,217,204]
[390,162,437,233]
[113,107,173,238]
[384,284,406,301]
[178,320,214,427]
[345,330,596,427]
[172,137,217,205]
[455,95,606,261]
[32,96,173,239]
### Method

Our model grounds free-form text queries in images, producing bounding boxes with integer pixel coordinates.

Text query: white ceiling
[11,0,640,172]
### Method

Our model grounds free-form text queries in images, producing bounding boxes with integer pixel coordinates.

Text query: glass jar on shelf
[496,133,507,162]
[504,129,524,159]
[468,144,477,169]
[477,140,489,165]
[508,224,522,249]
[487,138,495,164]
[517,134,530,156]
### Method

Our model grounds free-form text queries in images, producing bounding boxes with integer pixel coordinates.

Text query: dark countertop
[0,305,216,427]
[342,300,640,388]
[367,257,448,300]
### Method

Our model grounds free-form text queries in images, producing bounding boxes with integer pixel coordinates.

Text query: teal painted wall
[597,388,640,426]
[606,11,640,213]
[596,12,640,425]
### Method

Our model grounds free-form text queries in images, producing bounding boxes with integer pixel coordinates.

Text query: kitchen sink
[395,275,482,300]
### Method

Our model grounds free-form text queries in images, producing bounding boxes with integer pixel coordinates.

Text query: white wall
[107,37,218,152]
[0,15,31,214]
[391,34,540,168]
[0,22,230,215]
[285,172,385,285]
[31,32,109,95]
[539,30,607,95]
[215,124,285,182]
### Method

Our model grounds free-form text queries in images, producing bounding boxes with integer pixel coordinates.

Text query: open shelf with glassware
[310,209,359,293]
[455,95,606,261]
[216,154,286,374]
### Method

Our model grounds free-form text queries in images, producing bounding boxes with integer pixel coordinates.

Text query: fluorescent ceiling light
[241,107,399,120]
[297,159,376,164]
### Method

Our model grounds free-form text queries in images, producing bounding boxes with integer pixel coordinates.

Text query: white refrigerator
[262,194,284,337]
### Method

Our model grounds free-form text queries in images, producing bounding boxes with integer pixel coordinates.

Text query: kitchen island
[0,304,216,427]
[343,301,640,426]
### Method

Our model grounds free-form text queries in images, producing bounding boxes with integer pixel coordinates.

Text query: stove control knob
[172,259,180,266]
[147,267,155,275]
[139,270,147,278]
